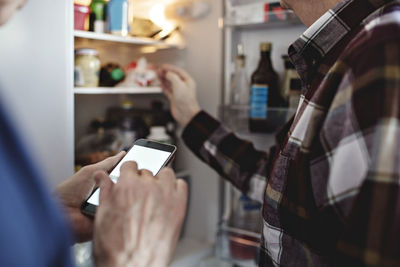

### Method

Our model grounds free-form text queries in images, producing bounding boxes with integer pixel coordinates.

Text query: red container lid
[74,4,90,14]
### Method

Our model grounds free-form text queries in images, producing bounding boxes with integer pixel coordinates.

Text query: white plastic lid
[75,48,99,56]
[148,126,169,140]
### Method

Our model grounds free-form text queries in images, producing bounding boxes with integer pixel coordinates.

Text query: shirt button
[312,59,316,65]
[307,84,311,89]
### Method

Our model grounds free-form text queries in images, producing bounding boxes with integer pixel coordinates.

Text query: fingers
[94,151,126,172]
[162,64,193,83]
[94,171,114,205]
[165,71,184,89]
[157,168,188,198]
[118,161,139,184]
[157,68,173,96]
[175,178,188,196]
[139,169,153,177]
[157,168,176,191]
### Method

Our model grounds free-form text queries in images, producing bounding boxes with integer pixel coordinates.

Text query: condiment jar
[74,48,101,87]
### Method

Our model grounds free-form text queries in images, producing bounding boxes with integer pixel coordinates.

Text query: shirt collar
[288,0,392,84]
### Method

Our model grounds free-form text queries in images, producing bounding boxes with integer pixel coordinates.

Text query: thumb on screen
[94,171,114,205]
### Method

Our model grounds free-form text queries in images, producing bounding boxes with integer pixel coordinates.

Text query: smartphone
[81,139,177,216]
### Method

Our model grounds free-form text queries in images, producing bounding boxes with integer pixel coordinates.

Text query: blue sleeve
[0,103,74,267]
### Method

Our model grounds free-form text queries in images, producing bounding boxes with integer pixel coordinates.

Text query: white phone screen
[87,145,172,206]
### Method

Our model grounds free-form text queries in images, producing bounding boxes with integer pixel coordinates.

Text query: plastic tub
[74,4,90,31]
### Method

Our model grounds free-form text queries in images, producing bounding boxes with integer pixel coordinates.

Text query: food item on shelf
[130,17,162,38]
[147,101,176,145]
[105,101,150,151]
[249,42,286,133]
[74,3,90,31]
[264,1,286,22]
[117,58,159,87]
[75,118,120,167]
[107,0,129,36]
[74,48,101,87]
[90,0,107,33]
[229,194,262,260]
[229,232,260,261]
[281,55,300,100]
[228,1,264,25]
[227,1,296,26]
[74,0,91,5]
[99,63,125,87]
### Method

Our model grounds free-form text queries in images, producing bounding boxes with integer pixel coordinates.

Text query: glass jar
[74,48,101,87]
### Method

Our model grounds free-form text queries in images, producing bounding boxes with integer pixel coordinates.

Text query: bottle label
[250,84,268,119]
[74,66,84,86]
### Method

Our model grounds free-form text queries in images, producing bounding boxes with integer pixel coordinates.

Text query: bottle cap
[121,100,133,109]
[260,42,272,52]
[110,68,124,81]
[75,48,99,56]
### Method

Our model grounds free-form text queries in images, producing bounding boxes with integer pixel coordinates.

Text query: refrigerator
[0,0,306,266]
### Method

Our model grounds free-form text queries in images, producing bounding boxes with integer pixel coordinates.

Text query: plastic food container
[74,4,90,31]
[74,48,101,87]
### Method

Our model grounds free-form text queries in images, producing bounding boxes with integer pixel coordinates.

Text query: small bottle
[281,55,300,101]
[230,44,249,131]
[147,126,172,144]
[107,0,129,36]
[117,101,149,150]
[99,63,125,87]
[230,44,249,106]
[249,42,284,133]
[90,0,107,33]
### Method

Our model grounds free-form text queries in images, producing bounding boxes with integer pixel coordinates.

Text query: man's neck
[289,0,341,27]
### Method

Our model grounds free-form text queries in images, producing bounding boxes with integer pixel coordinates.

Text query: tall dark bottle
[249,42,284,132]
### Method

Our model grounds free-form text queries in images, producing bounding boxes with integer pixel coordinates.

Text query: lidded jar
[74,48,101,87]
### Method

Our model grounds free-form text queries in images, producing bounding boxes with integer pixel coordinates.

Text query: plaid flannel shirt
[182,0,400,266]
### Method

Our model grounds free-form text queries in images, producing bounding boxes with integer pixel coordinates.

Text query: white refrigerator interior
[0,0,74,187]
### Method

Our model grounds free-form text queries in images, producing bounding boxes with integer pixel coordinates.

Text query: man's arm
[159,65,273,202]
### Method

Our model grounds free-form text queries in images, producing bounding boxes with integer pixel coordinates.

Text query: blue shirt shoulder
[0,103,74,267]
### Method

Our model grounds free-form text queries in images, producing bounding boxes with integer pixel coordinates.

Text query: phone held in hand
[81,139,177,216]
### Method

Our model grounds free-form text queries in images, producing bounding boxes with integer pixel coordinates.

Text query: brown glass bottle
[249,42,285,132]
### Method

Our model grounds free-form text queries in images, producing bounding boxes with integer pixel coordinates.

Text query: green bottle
[90,0,107,33]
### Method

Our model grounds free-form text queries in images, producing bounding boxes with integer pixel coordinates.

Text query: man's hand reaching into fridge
[157,64,201,127]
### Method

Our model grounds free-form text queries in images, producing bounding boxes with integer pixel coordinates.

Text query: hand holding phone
[93,158,187,267]
[81,139,176,216]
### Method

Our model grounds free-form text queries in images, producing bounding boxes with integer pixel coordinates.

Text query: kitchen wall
[0,0,74,187]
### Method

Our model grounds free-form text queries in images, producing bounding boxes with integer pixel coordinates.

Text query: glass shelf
[220,105,296,134]
[74,30,183,49]
[74,86,163,95]
[224,8,301,29]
